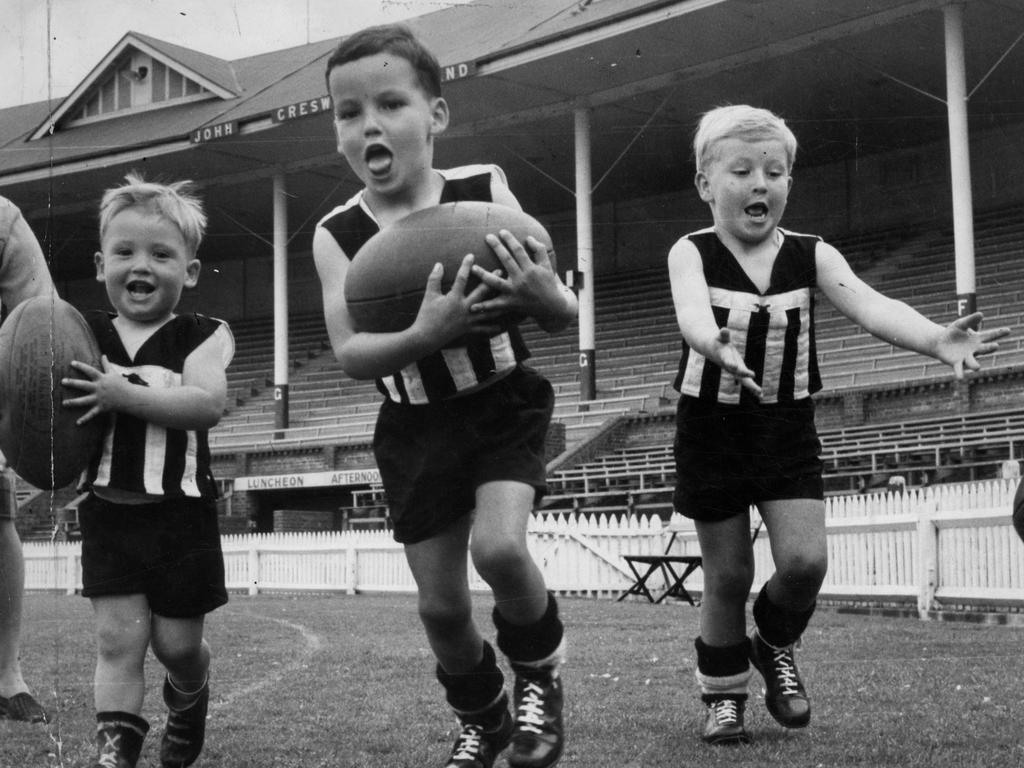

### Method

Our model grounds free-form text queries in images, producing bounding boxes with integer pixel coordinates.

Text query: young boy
[0,196,57,725]
[668,105,1009,745]
[61,174,234,768]
[312,24,577,768]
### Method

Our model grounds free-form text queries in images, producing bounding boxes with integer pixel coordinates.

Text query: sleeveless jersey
[317,164,530,404]
[674,227,822,404]
[83,311,235,498]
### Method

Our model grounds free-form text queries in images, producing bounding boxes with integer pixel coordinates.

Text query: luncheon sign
[235,468,381,491]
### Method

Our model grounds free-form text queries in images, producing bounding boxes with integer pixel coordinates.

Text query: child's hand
[61,355,134,425]
[709,327,763,398]
[470,231,566,321]
[412,254,506,345]
[934,312,1011,379]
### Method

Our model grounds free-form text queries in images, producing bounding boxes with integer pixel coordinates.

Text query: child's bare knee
[152,638,205,671]
[95,619,147,661]
[470,538,528,582]
[418,595,471,634]
[779,553,827,592]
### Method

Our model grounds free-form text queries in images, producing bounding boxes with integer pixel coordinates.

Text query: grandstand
[1,0,1022,539]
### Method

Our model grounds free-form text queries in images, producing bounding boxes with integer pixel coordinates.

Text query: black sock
[694,636,751,678]
[752,583,816,647]
[436,640,506,715]
[694,637,751,701]
[493,592,564,665]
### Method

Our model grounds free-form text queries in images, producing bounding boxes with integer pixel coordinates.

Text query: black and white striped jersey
[673,227,822,405]
[317,164,530,405]
[83,311,234,498]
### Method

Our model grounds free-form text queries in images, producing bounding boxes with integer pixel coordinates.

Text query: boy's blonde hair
[99,173,207,255]
[693,105,798,174]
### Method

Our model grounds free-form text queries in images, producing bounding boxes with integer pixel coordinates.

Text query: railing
[22,478,1023,616]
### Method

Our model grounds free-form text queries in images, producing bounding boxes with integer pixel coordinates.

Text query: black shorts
[374,366,554,544]
[79,493,228,618]
[673,396,824,522]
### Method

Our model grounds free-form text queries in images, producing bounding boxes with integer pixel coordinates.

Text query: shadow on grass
[3,593,1023,767]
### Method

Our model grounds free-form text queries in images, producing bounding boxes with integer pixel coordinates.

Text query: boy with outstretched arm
[668,104,1009,745]
[312,24,577,768]
[62,174,234,768]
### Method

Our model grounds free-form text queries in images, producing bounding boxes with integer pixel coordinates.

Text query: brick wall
[217,514,252,535]
[971,374,1024,412]
[813,373,1024,431]
[246,448,327,475]
[332,445,377,469]
[224,489,257,524]
[623,413,674,449]
[863,382,963,423]
[273,508,338,532]
[545,421,566,461]
[211,454,243,480]
[813,395,846,430]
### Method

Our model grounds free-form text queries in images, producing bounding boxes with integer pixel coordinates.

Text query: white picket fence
[21,478,1024,616]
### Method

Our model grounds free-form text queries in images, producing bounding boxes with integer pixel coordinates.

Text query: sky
[0,0,476,109]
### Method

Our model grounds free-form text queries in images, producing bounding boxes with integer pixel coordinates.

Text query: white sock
[695,666,752,697]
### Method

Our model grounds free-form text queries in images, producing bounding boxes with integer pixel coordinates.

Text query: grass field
[3,592,1023,767]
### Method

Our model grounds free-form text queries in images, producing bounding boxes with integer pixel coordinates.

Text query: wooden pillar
[273,173,290,430]
[943,3,977,319]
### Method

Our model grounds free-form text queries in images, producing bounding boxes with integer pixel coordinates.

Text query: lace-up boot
[694,653,752,746]
[444,694,514,768]
[507,663,564,768]
[701,694,749,744]
[92,712,149,768]
[749,631,810,728]
[160,675,209,767]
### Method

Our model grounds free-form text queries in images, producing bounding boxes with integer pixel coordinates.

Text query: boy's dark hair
[324,23,442,98]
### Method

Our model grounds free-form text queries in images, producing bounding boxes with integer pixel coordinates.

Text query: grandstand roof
[0,0,1021,280]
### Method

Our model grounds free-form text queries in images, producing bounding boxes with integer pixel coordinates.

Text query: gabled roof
[129,31,242,94]
[27,30,241,141]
